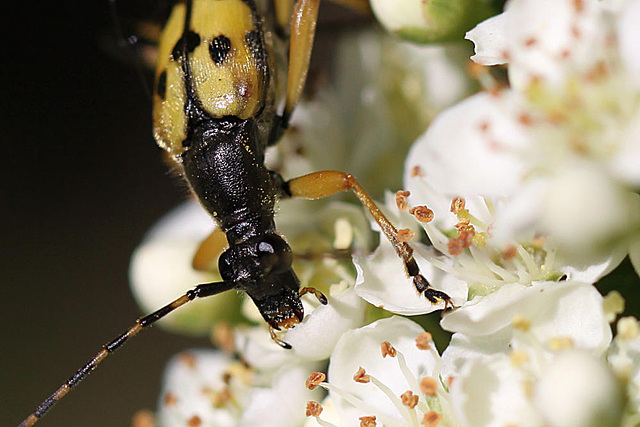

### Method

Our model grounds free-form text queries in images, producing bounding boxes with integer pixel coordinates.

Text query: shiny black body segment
[176,1,304,331]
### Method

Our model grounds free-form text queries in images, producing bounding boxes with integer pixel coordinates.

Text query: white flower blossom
[157,349,323,427]
[442,280,623,427]
[306,316,461,427]
[463,0,640,263]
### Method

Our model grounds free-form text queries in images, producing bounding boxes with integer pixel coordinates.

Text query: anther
[178,352,197,368]
[420,377,437,397]
[213,322,236,354]
[359,415,377,427]
[131,409,155,427]
[396,190,410,211]
[381,341,397,358]
[306,372,326,390]
[212,387,232,408]
[353,367,370,383]
[397,228,416,243]
[306,401,323,417]
[187,415,202,427]
[450,197,465,214]
[415,332,433,350]
[510,350,530,368]
[513,314,531,331]
[411,165,425,177]
[400,390,419,408]
[163,392,178,406]
[502,245,517,261]
[421,411,442,426]
[447,238,464,256]
[549,336,574,351]
[409,206,434,222]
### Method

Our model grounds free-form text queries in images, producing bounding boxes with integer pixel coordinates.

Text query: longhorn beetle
[19,0,451,425]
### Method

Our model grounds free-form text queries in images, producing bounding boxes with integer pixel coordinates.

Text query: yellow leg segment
[286,170,451,306]
[192,228,228,272]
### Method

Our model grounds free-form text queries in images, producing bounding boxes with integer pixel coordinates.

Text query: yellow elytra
[153,0,275,157]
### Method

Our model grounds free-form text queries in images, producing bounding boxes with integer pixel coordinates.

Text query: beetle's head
[218,234,304,330]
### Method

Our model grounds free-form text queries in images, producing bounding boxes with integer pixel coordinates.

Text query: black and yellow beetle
[19,1,450,425]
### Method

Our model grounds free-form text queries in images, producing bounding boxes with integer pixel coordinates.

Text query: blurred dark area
[2,2,207,426]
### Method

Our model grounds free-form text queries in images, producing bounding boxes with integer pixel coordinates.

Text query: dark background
[3,2,210,426]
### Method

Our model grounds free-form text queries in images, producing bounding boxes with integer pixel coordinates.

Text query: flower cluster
[130,1,640,426]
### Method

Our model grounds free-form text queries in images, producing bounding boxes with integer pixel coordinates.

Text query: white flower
[450,350,624,427]
[306,316,461,427]
[535,351,624,427]
[608,316,640,419]
[157,349,323,427]
[462,0,640,264]
[440,280,612,380]
[129,201,243,335]
[440,280,622,427]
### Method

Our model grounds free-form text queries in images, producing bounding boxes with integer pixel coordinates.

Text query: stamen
[306,372,327,390]
[132,410,155,427]
[617,317,640,341]
[603,291,625,323]
[367,373,414,424]
[306,401,323,417]
[397,228,416,243]
[396,190,411,211]
[359,415,377,427]
[421,411,442,426]
[516,245,541,278]
[450,197,466,214]
[513,314,531,332]
[353,367,370,383]
[509,350,530,368]
[164,392,178,406]
[179,352,197,368]
[419,377,437,397]
[447,238,464,256]
[472,232,487,247]
[212,322,236,354]
[411,165,425,177]
[312,377,398,425]
[306,401,338,427]
[415,332,433,350]
[409,206,434,223]
[381,341,397,358]
[401,390,419,408]
[395,348,422,399]
[187,415,202,426]
[549,336,574,351]
[502,245,517,261]
[211,386,232,408]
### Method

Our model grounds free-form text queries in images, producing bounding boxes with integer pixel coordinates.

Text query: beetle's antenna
[18,280,234,427]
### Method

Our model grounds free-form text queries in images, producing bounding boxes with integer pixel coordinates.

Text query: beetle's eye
[256,235,292,276]
[218,250,235,282]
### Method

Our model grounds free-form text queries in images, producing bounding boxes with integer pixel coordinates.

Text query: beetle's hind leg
[280,170,452,309]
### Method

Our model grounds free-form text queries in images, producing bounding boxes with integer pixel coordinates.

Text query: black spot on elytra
[210,35,232,65]
[171,30,201,60]
[156,70,167,99]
